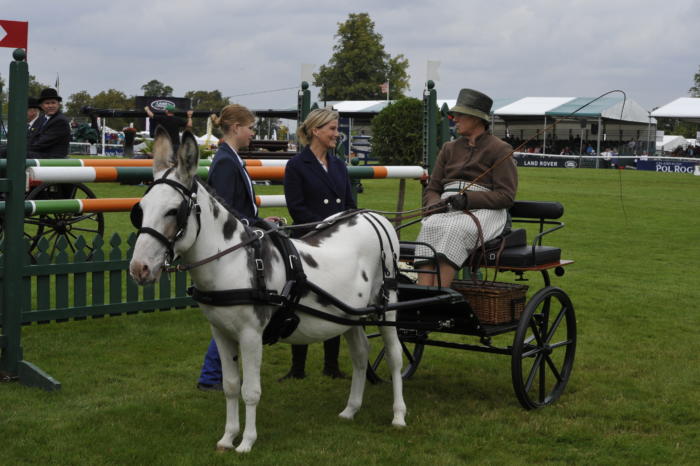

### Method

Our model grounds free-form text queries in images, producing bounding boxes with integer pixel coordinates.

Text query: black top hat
[28,97,41,109]
[38,88,62,103]
[449,89,493,121]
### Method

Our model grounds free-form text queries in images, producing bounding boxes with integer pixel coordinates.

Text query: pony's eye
[165,208,178,217]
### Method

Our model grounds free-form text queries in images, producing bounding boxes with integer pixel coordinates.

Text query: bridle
[130,168,202,266]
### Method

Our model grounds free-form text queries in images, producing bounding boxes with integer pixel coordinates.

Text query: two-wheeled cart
[363,200,575,409]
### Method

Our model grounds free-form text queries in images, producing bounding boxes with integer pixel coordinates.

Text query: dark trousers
[289,336,341,374]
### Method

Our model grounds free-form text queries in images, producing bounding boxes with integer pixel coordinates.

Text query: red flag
[0,20,28,49]
[380,82,389,94]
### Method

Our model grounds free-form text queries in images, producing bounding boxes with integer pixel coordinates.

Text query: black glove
[446,192,468,211]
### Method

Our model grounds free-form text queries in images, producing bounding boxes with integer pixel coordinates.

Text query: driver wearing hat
[414,88,518,288]
[28,88,71,158]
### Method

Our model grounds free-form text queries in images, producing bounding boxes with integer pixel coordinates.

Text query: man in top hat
[28,88,71,159]
[414,88,518,288]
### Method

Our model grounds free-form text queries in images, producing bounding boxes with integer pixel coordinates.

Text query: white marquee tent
[650,97,700,124]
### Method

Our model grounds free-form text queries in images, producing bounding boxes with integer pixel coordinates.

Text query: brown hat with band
[449,88,492,121]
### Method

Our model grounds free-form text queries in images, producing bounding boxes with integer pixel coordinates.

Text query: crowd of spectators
[499,135,656,157]
[669,144,699,158]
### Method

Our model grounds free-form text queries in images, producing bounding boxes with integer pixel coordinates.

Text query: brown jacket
[424,133,518,210]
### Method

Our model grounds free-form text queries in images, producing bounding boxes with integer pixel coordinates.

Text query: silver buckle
[256,258,264,271]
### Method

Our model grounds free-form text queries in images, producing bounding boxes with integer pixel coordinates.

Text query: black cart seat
[399,200,572,272]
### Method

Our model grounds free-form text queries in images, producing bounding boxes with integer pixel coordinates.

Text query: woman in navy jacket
[197,104,261,391]
[281,108,356,380]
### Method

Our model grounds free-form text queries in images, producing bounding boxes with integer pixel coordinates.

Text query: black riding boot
[278,344,307,381]
[322,336,346,378]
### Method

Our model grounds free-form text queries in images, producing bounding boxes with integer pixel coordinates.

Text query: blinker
[130,203,143,229]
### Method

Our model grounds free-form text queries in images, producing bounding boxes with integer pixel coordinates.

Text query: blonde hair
[296,108,339,146]
[210,104,255,133]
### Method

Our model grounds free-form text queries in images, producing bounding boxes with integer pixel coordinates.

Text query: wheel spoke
[539,358,546,402]
[521,345,542,359]
[30,217,56,228]
[549,339,573,350]
[23,218,45,227]
[544,305,568,345]
[69,225,101,235]
[63,214,99,225]
[528,320,545,347]
[544,355,563,383]
[524,353,544,392]
[400,341,415,363]
[371,348,386,371]
[65,236,78,253]
[66,184,79,199]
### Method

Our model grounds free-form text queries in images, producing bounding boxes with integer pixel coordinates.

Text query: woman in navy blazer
[207,112,258,223]
[197,104,261,391]
[281,108,356,380]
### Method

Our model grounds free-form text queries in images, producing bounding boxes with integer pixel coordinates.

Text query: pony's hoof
[215,445,233,453]
[235,442,254,453]
[338,408,356,420]
[392,412,407,427]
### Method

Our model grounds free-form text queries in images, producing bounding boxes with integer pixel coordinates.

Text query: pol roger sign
[636,160,697,174]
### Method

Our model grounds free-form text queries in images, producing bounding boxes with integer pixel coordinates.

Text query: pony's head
[129,127,201,284]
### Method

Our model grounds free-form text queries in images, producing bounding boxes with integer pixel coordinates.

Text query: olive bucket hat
[449,88,493,121]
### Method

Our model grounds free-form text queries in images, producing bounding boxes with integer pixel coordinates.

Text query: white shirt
[28,115,40,129]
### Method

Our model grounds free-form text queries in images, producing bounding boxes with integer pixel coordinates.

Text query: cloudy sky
[3,1,699,112]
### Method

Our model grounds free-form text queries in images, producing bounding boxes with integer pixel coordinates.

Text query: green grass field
[2,168,699,465]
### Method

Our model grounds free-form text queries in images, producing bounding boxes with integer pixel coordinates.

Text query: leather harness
[133,172,398,345]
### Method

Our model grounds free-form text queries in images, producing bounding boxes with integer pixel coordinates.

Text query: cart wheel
[511,286,576,409]
[0,219,37,257]
[25,183,105,261]
[365,328,426,384]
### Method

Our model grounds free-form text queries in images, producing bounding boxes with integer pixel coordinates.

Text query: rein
[163,226,266,273]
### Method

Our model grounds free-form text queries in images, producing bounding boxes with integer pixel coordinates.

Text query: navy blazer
[28,112,71,158]
[284,147,356,236]
[208,143,258,222]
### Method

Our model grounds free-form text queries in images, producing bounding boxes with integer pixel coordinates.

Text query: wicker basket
[451,280,529,324]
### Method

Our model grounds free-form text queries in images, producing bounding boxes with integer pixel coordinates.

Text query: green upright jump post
[438,103,451,149]
[0,49,60,390]
[423,80,438,174]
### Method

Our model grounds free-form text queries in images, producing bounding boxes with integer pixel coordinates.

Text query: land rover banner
[513,153,580,168]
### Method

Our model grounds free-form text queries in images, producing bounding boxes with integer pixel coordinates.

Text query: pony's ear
[152,126,174,175]
[175,130,200,185]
